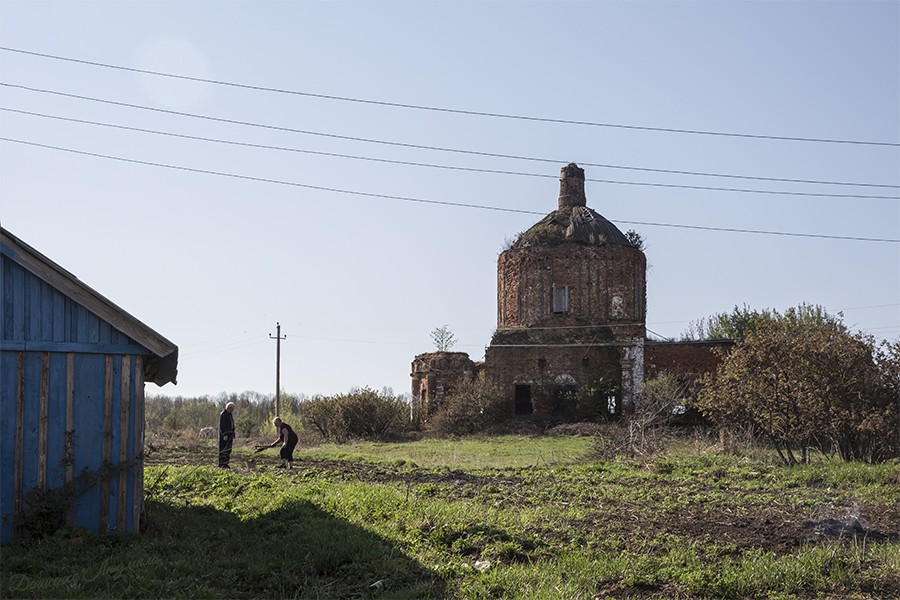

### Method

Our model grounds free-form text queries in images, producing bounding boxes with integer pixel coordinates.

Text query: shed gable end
[1,255,149,355]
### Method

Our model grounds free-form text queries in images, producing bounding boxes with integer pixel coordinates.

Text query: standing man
[268,417,298,469]
[218,401,236,468]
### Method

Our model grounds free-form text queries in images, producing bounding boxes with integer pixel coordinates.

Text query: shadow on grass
[2,499,446,599]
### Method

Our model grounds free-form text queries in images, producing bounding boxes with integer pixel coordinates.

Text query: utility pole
[269,322,287,416]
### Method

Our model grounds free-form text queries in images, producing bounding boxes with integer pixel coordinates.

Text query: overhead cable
[4,107,896,200]
[2,84,898,191]
[2,136,897,243]
[1,47,897,147]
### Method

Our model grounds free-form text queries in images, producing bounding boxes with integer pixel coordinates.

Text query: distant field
[271,435,595,470]
[2,435,898,599]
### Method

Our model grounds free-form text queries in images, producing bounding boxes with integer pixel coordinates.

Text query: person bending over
[268,417,298,469]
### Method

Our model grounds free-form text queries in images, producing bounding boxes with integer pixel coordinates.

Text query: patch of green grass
[3,438,898,599]
[297,435,593,470]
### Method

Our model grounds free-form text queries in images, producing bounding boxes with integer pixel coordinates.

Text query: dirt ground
[146,445,899,562]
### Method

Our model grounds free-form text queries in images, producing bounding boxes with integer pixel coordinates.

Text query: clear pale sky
[1,1,898,400]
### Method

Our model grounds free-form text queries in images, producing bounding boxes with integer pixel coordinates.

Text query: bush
[428,376,507,436]
[590,372,687,461]
[300,388,411,442]
[694,311,899,464]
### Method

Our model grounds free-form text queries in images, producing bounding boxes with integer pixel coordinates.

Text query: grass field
[2,435,898,599]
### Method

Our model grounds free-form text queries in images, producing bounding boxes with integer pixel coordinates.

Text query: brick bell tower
[485,164,646,419]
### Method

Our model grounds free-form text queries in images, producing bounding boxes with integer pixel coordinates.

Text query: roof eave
[1,227,179,386]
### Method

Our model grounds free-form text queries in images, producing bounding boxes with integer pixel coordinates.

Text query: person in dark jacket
[218,402,236,468]
[268,417,298,469]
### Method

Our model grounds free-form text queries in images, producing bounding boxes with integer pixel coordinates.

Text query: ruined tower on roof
[484,163,646,418]
[558,162,587,208]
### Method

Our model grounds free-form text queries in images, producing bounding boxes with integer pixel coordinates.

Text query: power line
[837,303,900,311]
[182,338,268,360]
[2,83,897,190]
[2,46,897,148]
[3,136,897,244]
[4,106,896,200]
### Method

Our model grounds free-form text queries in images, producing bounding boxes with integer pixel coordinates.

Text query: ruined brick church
[411,163,727,421]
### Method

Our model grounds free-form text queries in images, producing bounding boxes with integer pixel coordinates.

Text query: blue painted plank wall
[1,256,134,346]
[46,353,67,490]
[1,255,150,542]
[20,353,40,515]
[0,351,18,542]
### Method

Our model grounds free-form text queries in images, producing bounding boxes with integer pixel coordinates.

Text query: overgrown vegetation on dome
[509,222,564,248]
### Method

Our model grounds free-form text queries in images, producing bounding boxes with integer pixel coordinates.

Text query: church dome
[510,163,633,249]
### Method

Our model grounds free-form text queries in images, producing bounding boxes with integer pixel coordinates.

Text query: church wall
[410,352,478,418]
[497,244,646,329]
[484,343,626,419]
[644,340,733,381]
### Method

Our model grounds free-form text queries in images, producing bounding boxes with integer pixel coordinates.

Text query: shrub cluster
[427,376,508,436]
[300,387,412,442]
[591,371,688,461]
[147,388,413,443]
[694,311,899,464]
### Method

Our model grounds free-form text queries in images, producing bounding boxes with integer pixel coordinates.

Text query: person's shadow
[141,498,447,598]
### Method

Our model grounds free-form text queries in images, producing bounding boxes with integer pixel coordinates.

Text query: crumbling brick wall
[644,340,733,381]
[484,341,625,419]
[410,352,479,418]
[497,244,646,329]
[489,227,647,418]
[413,163,654,425]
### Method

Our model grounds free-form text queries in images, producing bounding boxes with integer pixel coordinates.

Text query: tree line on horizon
[147,303,898,464]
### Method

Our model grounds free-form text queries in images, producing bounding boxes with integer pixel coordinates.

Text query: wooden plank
[52,291,65,341]
[99,320,111,345]
[76,305,89,345]
[65,353,75,527]
[40,281,54,341]
[100,354,113,534]
[11,258,25,340]
[14,352,24,537]
[0,254,7,340]
[70,354,103,533]
[38,352,49,489]
[46,353,68,489]
[25,264,41,341]
[133,356,143,533]
[87,312,100,344]
[0,341,150,355]
[118,356,130,532]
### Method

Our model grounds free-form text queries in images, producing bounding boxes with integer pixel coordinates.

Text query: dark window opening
[515,384,533,415]
[552,286,569,313]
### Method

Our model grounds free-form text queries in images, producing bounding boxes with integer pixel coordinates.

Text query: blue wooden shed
[1,227,178,542]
